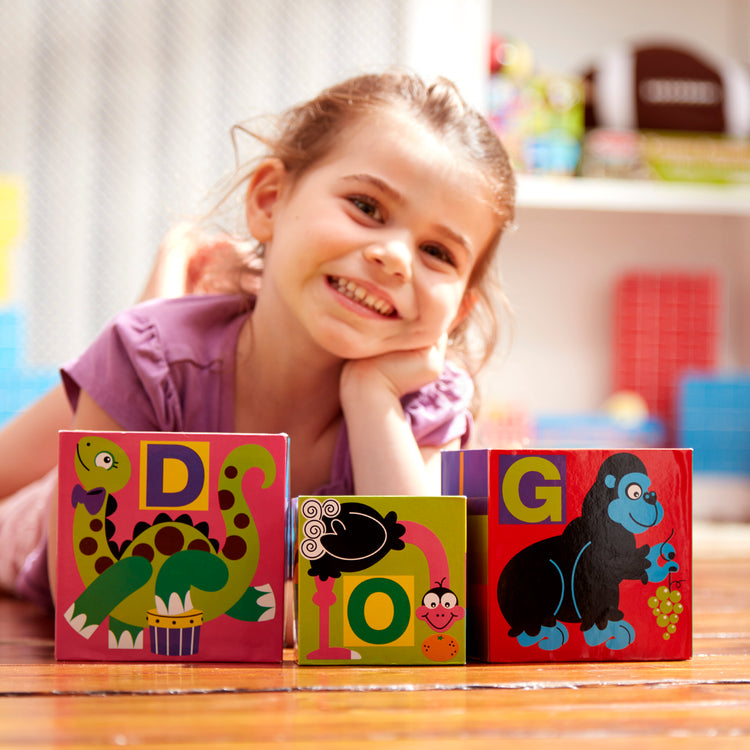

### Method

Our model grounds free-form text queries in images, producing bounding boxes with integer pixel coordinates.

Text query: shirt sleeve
[401,360,474,448]
[61,304,184,432]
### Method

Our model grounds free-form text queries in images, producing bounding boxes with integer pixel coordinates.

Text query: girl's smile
[248,106,498,363]
[327,275,398,318]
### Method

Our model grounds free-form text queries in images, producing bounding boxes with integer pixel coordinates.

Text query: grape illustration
[647,581,686,640]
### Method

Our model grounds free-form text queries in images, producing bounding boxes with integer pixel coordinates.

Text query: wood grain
[0,523,748,748]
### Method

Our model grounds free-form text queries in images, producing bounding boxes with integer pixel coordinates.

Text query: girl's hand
[340,333,448,402]
[339,334,450,496]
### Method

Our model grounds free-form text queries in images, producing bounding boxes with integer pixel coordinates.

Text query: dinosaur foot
[584,619,636,650]
[106,617,145,650]
[517,622,569,651]
[226,583,277,622]
[108,629,144,649]
[255,584,276,622]
[64,603,99,640]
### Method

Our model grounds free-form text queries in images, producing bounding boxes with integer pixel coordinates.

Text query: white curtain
[0,0,407,365]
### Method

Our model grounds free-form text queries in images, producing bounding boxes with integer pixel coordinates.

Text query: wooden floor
[1,522,749,749]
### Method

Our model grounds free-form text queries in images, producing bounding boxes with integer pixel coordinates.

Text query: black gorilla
[497,453,661,638]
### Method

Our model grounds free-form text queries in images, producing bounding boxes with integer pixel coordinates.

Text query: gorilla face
[606,470,664,533]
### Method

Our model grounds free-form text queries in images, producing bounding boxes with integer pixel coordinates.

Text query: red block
[613,272,719,440]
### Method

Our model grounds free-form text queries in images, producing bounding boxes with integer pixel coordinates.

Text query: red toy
[613,272,720,442]
[442,448,692,663]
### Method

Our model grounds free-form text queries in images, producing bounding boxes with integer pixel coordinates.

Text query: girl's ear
[449,290,478,332]
[245,158,287,243]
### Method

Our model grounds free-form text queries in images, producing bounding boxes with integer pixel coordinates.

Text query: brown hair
[200,70,515,398]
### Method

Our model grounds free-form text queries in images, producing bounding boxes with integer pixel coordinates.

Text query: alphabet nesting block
[55,430,288,662]
[296,496,467,665]
[441,449,692,662]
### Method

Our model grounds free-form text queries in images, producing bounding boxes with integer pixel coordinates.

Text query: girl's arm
[340,337,460,496]
[0,228,193,500]
[2,228,238,499]
[0,385,72,500]
[47,390,125,603]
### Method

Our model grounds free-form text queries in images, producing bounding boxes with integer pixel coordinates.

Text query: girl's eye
[421,243,456,268]
[349,196,383,222]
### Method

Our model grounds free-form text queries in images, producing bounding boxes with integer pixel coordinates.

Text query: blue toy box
[678,373,750,476]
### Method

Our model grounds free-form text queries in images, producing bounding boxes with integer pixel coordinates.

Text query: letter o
[347,577,411,645]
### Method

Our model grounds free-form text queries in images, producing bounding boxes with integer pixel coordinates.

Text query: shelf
[516,175,750,217]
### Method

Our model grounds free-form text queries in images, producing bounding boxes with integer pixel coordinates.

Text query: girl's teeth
[331,277,394,316]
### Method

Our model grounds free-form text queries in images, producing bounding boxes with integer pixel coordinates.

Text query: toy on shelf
[678,373,750,476]
[477,395,666,451]
[442,448,692,663]
[488,35,584,176]
[580,43,750,184]
[582,43,750,137]
[475,402,532,449]
[581,128,750,184]
[532,390,666,449]
[533,412,666,449]
[579,129,651,180]
[613,272,720,443]
[56,430,288,662]
[296,495,466,665]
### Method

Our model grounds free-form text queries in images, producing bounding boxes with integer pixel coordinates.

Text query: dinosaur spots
[224,465,238,479]
[90,519,103,533]
[222,535,247,560]
[233,513,250,529]
[95,556,113,575]
[79,537,98,556]
[79,534,122,580]
[187,539,212,553]
[218,489,236,510]
[154,525,185,556]
[131,543,155,562]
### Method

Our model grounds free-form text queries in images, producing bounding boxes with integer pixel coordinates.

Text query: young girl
[0,69,515,611]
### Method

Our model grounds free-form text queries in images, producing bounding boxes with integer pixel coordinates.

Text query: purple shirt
[18,294,473,609]
[62,294,474,495]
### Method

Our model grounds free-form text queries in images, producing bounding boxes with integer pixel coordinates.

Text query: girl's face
[251,107,498,361]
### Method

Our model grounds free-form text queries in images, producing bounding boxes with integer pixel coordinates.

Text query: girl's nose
[363,239,412,281]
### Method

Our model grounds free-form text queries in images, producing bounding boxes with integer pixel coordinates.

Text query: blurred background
[1,0,748,517]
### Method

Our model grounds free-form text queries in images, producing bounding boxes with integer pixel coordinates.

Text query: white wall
[0,0,488,366]
[490,0,749,73]
[481,208,748,414]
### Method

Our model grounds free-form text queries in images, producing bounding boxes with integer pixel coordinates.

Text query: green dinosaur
[63,435,277,650]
